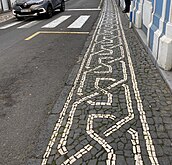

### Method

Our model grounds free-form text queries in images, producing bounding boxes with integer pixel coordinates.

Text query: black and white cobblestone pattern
[39,0,172,164]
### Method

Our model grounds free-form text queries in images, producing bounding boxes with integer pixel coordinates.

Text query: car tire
[60,0,65,12]
[16,16,24,21]
[46,5,53,18]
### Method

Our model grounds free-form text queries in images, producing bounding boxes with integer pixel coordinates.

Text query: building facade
[120,0,172,71]
[0,0,12,13]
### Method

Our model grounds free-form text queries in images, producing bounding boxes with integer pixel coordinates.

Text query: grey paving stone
[67,149,77,157]
[118,141,124,150]
[27,159,42,165]
[96,150,104,158]
[154,145,164,157]
[50,149,57,156]
[157,132,168,139]
[90,146,98,156]
[87,159,97,165]
[163,146,172,156]
[116,155,127,165]
[158,156,171,165]
[55,155,66,164]
[141,156,151,165]
[124,150,134,157]
[73,158,83,165]
[83,153,92,162]
[47,156,54,164]
[96,161,106,165]
[126,157,135,165]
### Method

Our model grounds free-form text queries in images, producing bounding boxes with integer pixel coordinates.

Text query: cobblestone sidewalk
[0,11,14,23]
[33,0,172,164]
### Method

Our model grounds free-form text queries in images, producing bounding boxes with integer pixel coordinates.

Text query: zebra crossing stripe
[0,15,91,30]
[42,15,71,28]
[17,21,41,29]
[0,21,22,29]
[68,15,90,28]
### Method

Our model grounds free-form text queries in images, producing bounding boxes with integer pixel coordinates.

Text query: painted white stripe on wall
[42,15,71,28]
[17,21,41,29]
[68,15,90,28]
[0,21,22,29]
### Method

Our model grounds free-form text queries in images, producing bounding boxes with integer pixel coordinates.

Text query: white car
[12,0,65,20]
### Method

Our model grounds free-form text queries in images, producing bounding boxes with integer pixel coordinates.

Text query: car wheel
[60,0,65,12]
[46,5,53,18]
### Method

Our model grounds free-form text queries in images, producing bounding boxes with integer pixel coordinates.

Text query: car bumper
[12,7,46,17]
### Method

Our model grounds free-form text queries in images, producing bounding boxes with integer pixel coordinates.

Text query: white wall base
[134,10,142,28]
[158,36,172,70]
[166,22,172,39]
[133,2,143,29]
[147,21,152,46]
[0,3,2,12]
[135,21,172,92]
[1,0,9,11]
[143,1,152,29]
[152,29,161,60]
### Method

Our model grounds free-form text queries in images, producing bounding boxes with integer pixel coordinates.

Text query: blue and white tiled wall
[120,0,172,70]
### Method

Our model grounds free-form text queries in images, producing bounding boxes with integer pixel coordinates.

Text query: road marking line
[65,8,101,11]
[25,31,41,40]
[0,21,22,29]
[98,0,103,9]
[42,15,71,28]
[25,31,89,40]
[17,21,41,29]
[68,15,90,29]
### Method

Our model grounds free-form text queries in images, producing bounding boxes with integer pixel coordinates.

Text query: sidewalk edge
[126,17,172,94]
[26,7,103,164]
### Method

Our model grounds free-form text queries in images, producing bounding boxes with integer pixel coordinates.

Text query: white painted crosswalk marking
[0,15,91,30]
[42,15,71,28]
[17,21,41,29]
[68,15,90,28]
[0,21,22,29]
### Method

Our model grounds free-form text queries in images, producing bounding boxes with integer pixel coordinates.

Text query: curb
[132,24,172,94]
[120,9,172,94]
[26,7,102,165]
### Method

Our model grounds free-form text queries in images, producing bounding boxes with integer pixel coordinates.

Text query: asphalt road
[0,0,101,164]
